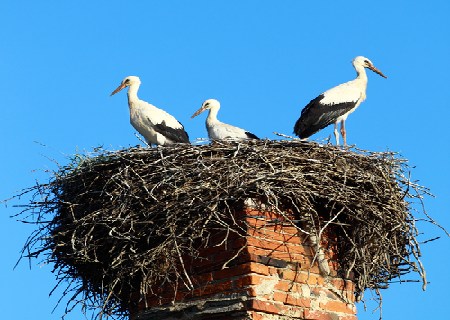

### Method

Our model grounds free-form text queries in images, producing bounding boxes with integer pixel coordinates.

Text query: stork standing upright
[191,99,259,140]
[110,76,190,146]
[293,56,387,146]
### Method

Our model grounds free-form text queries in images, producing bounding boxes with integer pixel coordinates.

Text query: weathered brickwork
[132,208,357,320]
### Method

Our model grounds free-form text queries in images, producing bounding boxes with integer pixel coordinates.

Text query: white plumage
[111,76,189,146]
[294,56,387,146]
[191,99,259,140]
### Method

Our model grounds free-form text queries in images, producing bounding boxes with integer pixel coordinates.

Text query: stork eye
[124,79,130,83]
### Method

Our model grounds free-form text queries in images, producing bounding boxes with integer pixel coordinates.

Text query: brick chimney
[131,206,357,320]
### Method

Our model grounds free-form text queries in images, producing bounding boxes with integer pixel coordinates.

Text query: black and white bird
[294,56,387,146]
[191,99,259,140]
[111,76,190,146]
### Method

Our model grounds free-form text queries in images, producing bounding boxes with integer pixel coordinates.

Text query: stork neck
[207,106,220,123]
[127,83,140,105]
[355,65,368,83]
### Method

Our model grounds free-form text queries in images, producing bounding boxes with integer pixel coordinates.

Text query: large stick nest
[17,140,432,319]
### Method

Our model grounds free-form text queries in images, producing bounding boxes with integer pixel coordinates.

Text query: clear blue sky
[1,1,449,319]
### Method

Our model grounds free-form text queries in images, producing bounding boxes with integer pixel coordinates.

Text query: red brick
[244,208,295,220]
[248,228,300,243]
[251,262,271,275]
[246,247,274,258]
[191,280,233,296]
[247,311,269,320]
[247,299,286,315]
[196,236,244,258]
[330,278,345,289]
[245,217,274,228]
[234,274,266,287]
[212,262,270,281]
[273,291,288,303]
[246,236,312,257]
[285,295,311,308]
[246,236,284,251]
[274,280,308,295]
[278,269,297,281]
[213,264,252,280]
[240,252,260,263]
[304,309,338,320]
[191,272,213,284]
[345,280,355,290]
[335,290,357,303]
[320,301,356,314]
[274,279,293,292]
[330,278,354,291]
[269,267,280,276]
[279,269,324,285]
[247,246,312,264]
[186,254,225,272]
[273,291,311,308]
[201,248,242,264]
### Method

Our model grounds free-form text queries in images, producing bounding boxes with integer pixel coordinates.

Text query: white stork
[293,56,387,146]
[110,76,190,146]
[191,99,259,140]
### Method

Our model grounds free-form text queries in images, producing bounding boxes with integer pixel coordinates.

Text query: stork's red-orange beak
[110,83,127,96]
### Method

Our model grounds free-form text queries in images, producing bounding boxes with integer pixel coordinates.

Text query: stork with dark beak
[294,56,387,145]
[191,99,259,140]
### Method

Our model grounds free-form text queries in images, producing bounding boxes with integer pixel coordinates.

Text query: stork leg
[334,123,340,146]
[340,120,347,146]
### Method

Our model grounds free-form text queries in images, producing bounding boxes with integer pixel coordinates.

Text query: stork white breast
[320,80,362,106]
[135,101,184,129]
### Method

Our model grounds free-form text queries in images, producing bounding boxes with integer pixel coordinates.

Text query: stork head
[353,56,387,78]
[110,76,141,96]
[191,99,220,118]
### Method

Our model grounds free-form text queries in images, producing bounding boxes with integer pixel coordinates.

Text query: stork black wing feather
[293,94,356,139]
[245,132,260,139]
[153,120,190,144]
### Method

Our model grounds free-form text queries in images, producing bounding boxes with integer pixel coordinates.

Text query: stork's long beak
[110,83,127,96]
[191,106,207,119]
[368,64,387,79]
